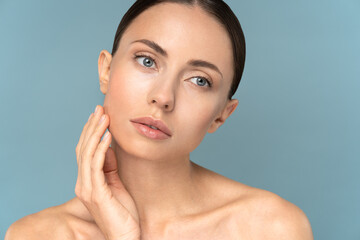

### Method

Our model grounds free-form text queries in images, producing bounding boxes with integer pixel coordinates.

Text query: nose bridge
[147,71,178,111]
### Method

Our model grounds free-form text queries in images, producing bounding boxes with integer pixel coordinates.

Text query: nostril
[151,99,170,109]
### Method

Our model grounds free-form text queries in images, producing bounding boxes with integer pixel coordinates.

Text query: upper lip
[130,117,172,136]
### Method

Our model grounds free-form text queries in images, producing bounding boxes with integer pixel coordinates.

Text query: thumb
[103,146,117,173]
[103,147,124,188]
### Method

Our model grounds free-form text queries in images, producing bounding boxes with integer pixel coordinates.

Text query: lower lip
[131,122,171,140]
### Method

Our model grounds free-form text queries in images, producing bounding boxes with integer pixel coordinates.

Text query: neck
[111,140,204,228]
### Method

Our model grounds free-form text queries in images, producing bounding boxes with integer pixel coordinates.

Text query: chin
[109,119,202,162]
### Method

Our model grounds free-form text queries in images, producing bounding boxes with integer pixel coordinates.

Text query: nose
[147,77,176,112]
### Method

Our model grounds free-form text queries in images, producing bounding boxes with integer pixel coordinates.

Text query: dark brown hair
[111,0,246,100]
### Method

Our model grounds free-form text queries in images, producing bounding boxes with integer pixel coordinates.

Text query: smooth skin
[6,3,313,240]
[74,106,140,240]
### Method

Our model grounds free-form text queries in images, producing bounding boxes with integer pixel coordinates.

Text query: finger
[75,112,94,196]
[81,113,109,196]
[103,147,125,189]
[81,105,105,154]
[78,105,103,192]
[91,129,113,194]
[76,113,93,164]
[76,105,103,199]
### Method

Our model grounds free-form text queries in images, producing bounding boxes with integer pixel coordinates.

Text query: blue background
[1,1,359,239]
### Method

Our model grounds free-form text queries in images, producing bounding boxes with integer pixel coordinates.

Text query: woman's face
[99,3,238,161]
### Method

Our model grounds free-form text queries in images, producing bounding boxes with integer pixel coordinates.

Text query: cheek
[105,61,150,113]
[176,100,219,152]
[104,67,148,137]
[110,66,143,100]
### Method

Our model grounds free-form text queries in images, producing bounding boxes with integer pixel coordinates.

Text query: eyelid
[133,52,213,88]
[133,53,158,69]
[190,76,213,88]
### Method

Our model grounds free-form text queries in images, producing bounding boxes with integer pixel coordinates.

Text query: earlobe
[207,99,239,133]
[98,50,112,95]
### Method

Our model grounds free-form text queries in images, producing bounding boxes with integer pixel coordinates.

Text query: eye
[134,54,156,69]
[189,76,212,88]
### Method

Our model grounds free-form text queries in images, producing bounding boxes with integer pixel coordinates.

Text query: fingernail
[104,131,110,140]
[94,106,99,114]
[98,115,106,125]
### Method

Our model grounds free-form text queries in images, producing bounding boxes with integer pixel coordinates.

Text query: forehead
[119,2,234,81]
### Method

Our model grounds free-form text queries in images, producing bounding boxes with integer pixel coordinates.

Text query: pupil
[197,77,205,86]
[143,58,152,67]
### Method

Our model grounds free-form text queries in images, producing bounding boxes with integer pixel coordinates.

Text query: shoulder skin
[236,188,314,240]
[5,207,74,240]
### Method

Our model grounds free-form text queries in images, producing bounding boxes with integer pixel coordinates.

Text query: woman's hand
[75,105,140,240]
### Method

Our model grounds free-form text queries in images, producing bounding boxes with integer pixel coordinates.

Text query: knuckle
[83,120,90,129]
[90,163,97,172]
[78,144,84,155]
[87,130,97,141]
[94,124,101,133]
[80,142,87,155]
[94,125,103,137]
[97,141,105,151]
[99,143,108,153]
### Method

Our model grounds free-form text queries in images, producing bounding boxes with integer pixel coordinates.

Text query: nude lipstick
[130,117,172,140]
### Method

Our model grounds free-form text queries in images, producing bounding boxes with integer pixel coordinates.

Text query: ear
[98,50,112,95]
[208,99,238,133]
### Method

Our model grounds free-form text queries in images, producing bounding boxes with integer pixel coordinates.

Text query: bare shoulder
[232,184,314,240]
[5,197,105,240]
[194,164,313,239]
[5,203,75,240]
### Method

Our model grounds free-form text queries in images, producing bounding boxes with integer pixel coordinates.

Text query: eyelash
[133,53,213,88]
[134,53,157,68]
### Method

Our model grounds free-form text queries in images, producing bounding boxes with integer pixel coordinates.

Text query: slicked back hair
[111,0,246,100]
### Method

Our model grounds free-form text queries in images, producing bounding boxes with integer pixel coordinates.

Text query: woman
[6,0,313,239]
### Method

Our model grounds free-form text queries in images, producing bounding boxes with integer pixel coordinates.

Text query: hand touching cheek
[75,105,140,240]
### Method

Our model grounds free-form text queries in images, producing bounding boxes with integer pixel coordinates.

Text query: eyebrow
[131,39,223,79]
